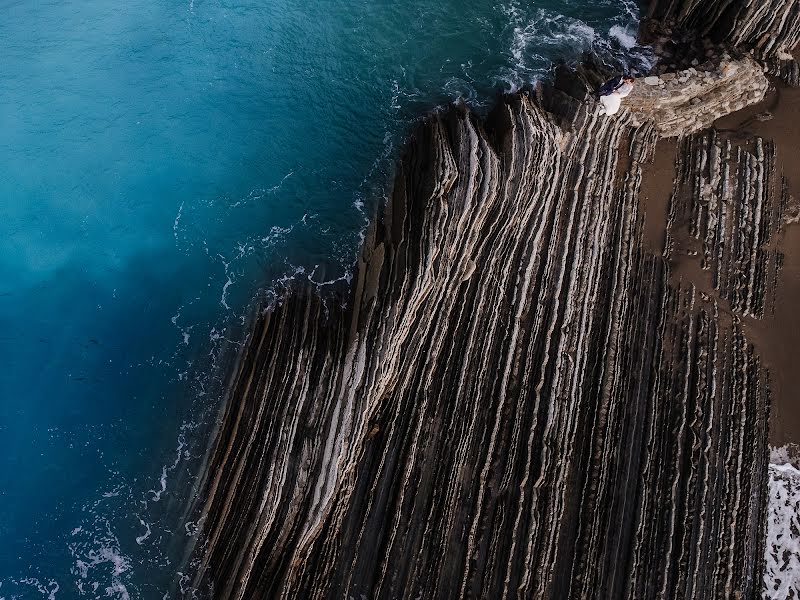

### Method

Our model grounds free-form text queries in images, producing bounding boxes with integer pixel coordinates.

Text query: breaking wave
[496,0,654,92]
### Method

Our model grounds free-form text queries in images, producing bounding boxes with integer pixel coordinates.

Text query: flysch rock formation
[659,118,800,600]
[183,94,775,600]
[664,130,788,319]
[181,1,800,598]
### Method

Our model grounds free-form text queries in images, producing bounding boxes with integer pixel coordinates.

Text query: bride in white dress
[598,76,635,116]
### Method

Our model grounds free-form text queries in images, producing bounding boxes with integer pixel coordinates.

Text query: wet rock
[666,132,785,319]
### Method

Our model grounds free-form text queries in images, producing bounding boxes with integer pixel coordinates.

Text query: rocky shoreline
[181,1,800,598]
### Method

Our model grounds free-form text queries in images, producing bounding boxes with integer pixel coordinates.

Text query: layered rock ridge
[665,130,789,319]
[647,0,800,84]
[185,92,774,599]
[624,57,769,136]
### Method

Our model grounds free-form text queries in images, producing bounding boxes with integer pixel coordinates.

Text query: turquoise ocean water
[0,1,650,597]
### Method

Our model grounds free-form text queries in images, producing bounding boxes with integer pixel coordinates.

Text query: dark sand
[639,78,800,446]
[639,137,677,254]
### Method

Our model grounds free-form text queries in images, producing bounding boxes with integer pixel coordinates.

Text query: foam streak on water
[0,0,647,596]
[763,445,800,599]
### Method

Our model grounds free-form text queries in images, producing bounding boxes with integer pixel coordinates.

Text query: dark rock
[648,0,800,86]
[183,98,773,600]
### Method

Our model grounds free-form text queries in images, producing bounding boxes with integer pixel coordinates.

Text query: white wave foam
[173,201,184,245]
[149,466,168,502]
[8,578,60,600]
[266,170,294,194]
[499,0,654,88]
[69,514,132,599]
[62,425,198,597]
[509,9,597,67]
[763,445,800,599]
[609,25,637,50]
[148,427,189,504]
[618,0,639,21]
[220,275,233,310]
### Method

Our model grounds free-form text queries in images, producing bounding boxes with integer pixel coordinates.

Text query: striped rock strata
[649,0,800,84]
[664,130,789,318]
[185,94,775,599]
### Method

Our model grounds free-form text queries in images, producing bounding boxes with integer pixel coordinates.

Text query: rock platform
[624,56,769,136]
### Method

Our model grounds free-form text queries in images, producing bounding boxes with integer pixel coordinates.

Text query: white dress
[599,93,622,115]
[599,81,634,116]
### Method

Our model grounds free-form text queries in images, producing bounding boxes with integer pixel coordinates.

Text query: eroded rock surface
[185,97,773,600]
[648,0,800,84]
[665,130,788,318]
[624,57,769,136]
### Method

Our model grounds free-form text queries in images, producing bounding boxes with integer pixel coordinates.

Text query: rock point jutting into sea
[181,1,800,598]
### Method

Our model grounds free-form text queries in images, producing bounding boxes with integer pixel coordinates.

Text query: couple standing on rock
[597,75,635,115]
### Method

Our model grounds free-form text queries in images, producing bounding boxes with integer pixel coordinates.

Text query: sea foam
[763,445,800,599]
[609,24,638,50]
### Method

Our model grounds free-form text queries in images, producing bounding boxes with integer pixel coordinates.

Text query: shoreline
[182,98,776,600]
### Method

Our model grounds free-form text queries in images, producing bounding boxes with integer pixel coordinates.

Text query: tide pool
[0,0,649,597]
